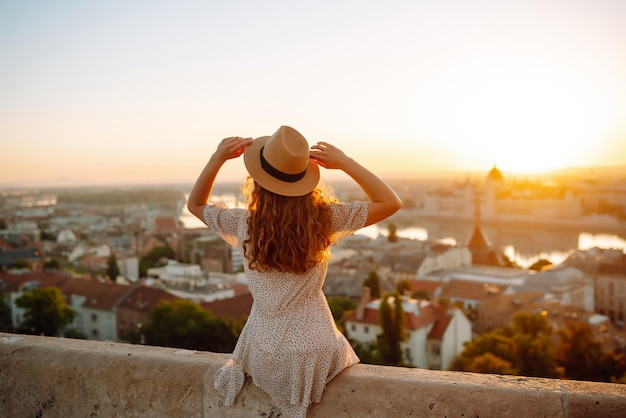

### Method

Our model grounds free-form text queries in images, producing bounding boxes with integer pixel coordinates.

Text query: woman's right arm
[310,142,402,226]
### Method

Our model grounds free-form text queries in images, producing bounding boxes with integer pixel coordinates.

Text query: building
[344,290,472,370]
[116,285,179,342]
[0,247,45,272]
[440,279,509,310]
[597,262,626,324]
[477,291,546,334]
[521,266,595,312]
[560,248,626,325]
[2,271,72,328]
[61,278,133,341]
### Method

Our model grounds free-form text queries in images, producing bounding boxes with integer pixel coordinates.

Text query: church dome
[487,165,504,182]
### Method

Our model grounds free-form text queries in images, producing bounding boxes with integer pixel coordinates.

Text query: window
[91,313,98,322]
[351,324,356,332]
[92,329,99,337]
[364,326,369,334]
[431,344,441,356]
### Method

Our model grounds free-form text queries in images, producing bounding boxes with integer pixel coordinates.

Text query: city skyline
[2,0,626,187]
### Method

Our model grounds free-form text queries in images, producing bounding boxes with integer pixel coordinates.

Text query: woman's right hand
[213,136,253,163]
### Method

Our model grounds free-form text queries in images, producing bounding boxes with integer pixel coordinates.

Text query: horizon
[2,162,626,191]
[2,1,625,187]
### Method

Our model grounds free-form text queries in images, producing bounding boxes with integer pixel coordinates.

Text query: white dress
[204,201,367,418]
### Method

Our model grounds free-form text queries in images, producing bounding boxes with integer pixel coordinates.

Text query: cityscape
[1,163,625,383]
[2,1,626,414]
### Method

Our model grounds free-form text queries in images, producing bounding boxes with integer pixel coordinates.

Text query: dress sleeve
[202,203,246,248]
[330,201,369,243]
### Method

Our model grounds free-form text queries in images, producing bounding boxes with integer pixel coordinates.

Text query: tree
[451,312,562,378]
[396,280,410,295]
[140,245,175,277]
[387,222,398,242]
[466,352,516,375]
[7,259,32,271]
[363,270,381,299]
[378,292,406,366]
[15,287,75,336]
[327,296,356,334]
[557,320,626,382]
[141,299,242,352]
[451,332,516,373]
[0,297,12,331]
[502,312,561,378]
[351,341,382,365]
[44,258,61,271]
[106,253,120,282]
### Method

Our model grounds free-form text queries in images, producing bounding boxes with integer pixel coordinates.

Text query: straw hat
[243,125,320,197]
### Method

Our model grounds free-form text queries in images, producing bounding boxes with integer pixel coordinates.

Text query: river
[180,198,626,268]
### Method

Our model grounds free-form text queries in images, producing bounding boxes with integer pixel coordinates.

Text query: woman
[187,125,401,417]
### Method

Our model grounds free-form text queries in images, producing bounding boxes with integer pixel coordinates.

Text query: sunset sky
[1,0,625,187]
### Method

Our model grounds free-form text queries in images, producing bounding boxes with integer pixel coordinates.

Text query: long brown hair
[242,178,336,274]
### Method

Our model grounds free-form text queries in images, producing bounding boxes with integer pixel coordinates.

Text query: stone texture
[1,333,625,418]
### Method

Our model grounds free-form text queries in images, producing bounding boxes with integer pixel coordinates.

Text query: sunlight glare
[411,61,614,174]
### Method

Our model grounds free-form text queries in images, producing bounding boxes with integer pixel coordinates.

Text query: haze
[1,0,625,187]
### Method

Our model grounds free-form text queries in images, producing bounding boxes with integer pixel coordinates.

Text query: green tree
[378,292,406,366]
[363,270,381,299]
[466,352,516,375]
[351,341,382,365]
[387,222,398,243]
[44,258,61,271]
[327,296,356,334]
[140,245,175,277]
[7,259,32,271]
[451,312,561,378]
[0,297,12,331]
[451,332,516,372]
[106,253,120,282]
[15,287,75,336]
[396,280,410,295]
[557,320,625,382]
[142,299,241,352]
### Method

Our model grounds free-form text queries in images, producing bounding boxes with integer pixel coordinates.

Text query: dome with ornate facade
[487,165,504,182]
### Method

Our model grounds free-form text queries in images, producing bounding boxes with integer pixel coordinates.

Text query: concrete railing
[1,332,625,417]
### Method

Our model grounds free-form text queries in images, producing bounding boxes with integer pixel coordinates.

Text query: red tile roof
[155,217,178,231]
[60,279,132,310]
[427,313,453,340]
[117,285,179,313]
[201,292,253,320]
[441,279,507,301]
[0,271,71,293]
[344,299,450,332]
[406,279,441,295]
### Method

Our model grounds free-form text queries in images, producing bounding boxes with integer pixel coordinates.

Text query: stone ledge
[1,332,624,417]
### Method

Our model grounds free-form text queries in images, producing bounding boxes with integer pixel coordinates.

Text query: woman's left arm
[187,136,252,223]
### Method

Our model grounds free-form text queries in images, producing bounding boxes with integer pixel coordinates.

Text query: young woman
[187,125,401,417]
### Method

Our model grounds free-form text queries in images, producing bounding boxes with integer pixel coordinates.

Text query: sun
[411,60,617,174]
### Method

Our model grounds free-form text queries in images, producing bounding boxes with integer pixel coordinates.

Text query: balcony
[1,332,624,417]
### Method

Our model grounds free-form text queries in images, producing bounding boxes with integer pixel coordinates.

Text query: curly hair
[242,178,336,274]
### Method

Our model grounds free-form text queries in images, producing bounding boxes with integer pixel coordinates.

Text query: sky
[1,0,625,187]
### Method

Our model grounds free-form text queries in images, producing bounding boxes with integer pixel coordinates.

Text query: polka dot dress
[205,201,368,418]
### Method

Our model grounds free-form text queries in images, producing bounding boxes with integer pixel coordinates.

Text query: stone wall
[1,332,625,417]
